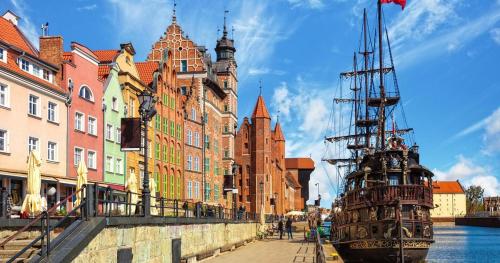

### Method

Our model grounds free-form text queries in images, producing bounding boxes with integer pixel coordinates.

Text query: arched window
[79,85,94,101]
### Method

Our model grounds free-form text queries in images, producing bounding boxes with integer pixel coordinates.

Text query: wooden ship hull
[334,242,431,263]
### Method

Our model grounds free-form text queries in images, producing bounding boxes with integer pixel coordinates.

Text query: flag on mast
[381,0,406,10]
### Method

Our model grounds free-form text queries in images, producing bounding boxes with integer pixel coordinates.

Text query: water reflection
[427,224,500,263]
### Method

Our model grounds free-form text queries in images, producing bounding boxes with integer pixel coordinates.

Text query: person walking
[286,217,293,240]
[278,219,284,240]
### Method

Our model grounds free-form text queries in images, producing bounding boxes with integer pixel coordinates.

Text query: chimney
[2,10,19,26]
[39,36,63,86]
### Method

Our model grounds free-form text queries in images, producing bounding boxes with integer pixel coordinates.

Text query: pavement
[204,223,316,263]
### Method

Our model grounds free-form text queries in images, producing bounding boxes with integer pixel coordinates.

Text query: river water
[426,224,500,262]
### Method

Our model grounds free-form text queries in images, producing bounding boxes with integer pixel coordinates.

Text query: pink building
[40,38,104,183]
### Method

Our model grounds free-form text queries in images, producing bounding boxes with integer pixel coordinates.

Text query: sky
[3,0,500,208]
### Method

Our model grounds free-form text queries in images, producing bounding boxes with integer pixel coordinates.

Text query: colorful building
[430,180,466,219]
[39,39,104,185]
[147,11,234,205]
[95,44,155,192]
[96,51,126,188]
[0,11,67,207]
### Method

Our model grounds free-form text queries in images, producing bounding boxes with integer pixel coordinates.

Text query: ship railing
[346,185,432,208]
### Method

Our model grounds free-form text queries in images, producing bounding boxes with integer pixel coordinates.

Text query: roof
[251,95,271,119]
[432,181,465,194]
[98,65,111,81]
[0,16,37,56]
[93,50,120,63]
[274,122,285,141]
[285,158,315,170]
[62,52,72,62]
[135,61,158,86]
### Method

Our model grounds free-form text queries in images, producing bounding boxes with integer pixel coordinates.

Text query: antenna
[41,22,49,37]
[223,10,229,36]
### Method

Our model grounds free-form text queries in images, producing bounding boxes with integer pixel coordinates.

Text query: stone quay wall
[72,222,259,263]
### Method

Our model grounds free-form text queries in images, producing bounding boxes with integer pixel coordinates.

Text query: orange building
[285,158,315,212]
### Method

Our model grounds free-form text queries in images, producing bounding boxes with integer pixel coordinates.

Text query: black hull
[334,241,430,263]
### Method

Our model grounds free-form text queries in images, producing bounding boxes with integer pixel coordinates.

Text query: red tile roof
[285,158,315,170]
[94,50,120,63]
[98,65,111,81]
[432,181,465,194]
[251,95,271,119]
[0,16,37,56]
[135,61,158,86]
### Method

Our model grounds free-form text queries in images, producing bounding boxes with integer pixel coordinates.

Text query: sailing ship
[325,1,435,262]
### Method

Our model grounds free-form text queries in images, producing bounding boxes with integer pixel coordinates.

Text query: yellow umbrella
[126,170,138,205]
[75,159,88,207]
[150,174,158,215]
[21,150,43,216]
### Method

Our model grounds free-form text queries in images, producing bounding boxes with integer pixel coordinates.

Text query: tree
[465,185,484,215]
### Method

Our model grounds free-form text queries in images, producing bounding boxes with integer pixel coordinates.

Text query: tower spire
[172,0,177,24]
[223,10,229,37]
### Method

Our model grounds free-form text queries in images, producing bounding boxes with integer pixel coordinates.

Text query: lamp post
[138,89,157,217]
[231,163,238,219]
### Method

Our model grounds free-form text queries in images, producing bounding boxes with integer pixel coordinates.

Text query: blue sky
[4,0,500,207]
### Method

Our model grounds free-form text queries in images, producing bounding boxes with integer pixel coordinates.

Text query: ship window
[371,225,378,235]
[388,174,399,186]
[360,178,366,188]
[415,224,422,237]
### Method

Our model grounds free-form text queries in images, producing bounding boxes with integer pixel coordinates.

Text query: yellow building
[95,43,155,193]
[431,180,466,219]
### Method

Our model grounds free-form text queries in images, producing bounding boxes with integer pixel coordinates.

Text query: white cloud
[483,108,500,155]
[10,0,39,49]
[271,82,292,119]
[288,0,325,9]
[433,155,499,196]
[77,4,97,11]
[490,28,500,45]
[248,67,286,76]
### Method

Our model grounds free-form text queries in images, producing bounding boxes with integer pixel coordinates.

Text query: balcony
[346,185,433,209]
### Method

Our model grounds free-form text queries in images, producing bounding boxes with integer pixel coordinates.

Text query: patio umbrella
[75,159,88,207]
[150,174,158,215]
[126,170,139,205]
[21,150,43,216]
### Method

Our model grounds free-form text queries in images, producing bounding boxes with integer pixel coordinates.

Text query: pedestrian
[286,217,293,240]
[278,219,284,239]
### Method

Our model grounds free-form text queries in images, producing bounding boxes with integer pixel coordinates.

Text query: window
[194,181,200,199]
[28,137,39,153]
[47,142,57,162]
[181,60,187,72]
[170,146,175,163]
[181,86,187,95]
[0,130,7,152]
[214,140,219,154]
[170,174,175,199]
[214,185,220,201]
[170,97,175,109]
[155,115,161,130]
[177,125,182,140]
[187,181,193,199]
[0,84,9,107]
[115,128,121,143]
[187,155,192,170]
[115,158,123,174]
[74,148,83,166]
[163,174,168,197]
[194,156,200,172]
[87,150,96,169]
[128,98,135,117]
[155,143,160,160]
[112,97,118,111]
[20,59,29,71]
[28,95,39,116]
[176,150,181,165]
[224,80,228,89]
[32,64,41,77]
[42,69,50,81]
[389,174,399,186]
[224,104,228,112]
[170,121,175,136]
[214,161,219,176]
[186,130,192,145]
[106,124,113,141]
[0,47,5,62]
[88,117,97,135]
[194,132,200,147]
[204,183,211,201]
[191,108,196,121]
[47,102,57,122]
[162,145,167,162]
[75,112,84,131]
[162,117,168,134]
[224,149,230,158]
[204,158,210,172]
[106,156,113,172]
[177,176,181,199]
[79,86,93,101]
[204,135,210,149]
[204,113,208,124]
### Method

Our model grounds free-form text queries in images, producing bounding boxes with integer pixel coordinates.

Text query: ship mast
[353,53,359,166]
[378,0,386,151]
[363,9,370,148]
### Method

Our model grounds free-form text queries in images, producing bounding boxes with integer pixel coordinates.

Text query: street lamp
[138,88,157,217]
[231,163,239,219]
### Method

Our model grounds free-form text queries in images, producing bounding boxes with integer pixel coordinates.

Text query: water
[426,224,500,263]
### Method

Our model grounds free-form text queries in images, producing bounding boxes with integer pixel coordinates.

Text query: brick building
[284,158,315,212]
[147,11,236,205]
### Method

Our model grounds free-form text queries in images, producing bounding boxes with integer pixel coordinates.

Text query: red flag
[381,0,406,10]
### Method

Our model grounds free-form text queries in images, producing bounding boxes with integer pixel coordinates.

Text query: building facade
[430,180,466,218]
[484,197,500,214]
[147,12,235,205]
[42,40,104,185]
[0,12,67,207]
[97,53,127,188]
[284,158,315,212]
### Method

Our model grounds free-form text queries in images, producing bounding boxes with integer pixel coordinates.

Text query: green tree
[465,185,484,215]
